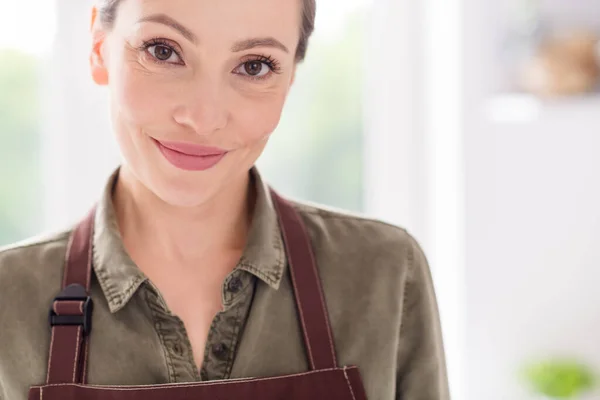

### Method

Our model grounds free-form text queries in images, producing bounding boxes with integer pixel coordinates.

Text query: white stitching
[82,337,90,384]
[272,193,315,370]
[80,209,94,384]
[343,367,357,400]
[63,229,75,288]
[32,367,359,390]
[286,244,315,369]
[46,328,56,383]
[343,366,357,400]
[296,206,338,368]
[39,387,43,400]
[72,326,82,383]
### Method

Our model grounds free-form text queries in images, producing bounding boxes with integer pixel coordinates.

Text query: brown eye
[233,58,276,80]
[144,43,182,64]
[244,61,264,76]
[153,45,173,61]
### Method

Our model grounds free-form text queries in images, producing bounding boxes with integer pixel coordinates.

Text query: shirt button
[212,343,228,360]
[227,277,243,294]
[173,343,184,356]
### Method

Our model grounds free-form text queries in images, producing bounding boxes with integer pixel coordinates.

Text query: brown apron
[28,189,369,400]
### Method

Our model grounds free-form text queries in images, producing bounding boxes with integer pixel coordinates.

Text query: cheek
[114,67,169,126]
[108,63,175,168]
[232,89,288,144]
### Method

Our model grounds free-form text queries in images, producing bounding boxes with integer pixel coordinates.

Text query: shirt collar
[92,166,286,314]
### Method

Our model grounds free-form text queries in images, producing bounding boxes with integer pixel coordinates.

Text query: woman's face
[90,0,300,206]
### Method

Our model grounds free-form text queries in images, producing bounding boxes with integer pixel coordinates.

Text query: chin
[141,164,220,208]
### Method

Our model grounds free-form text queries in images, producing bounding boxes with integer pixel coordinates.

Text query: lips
[153,139,228,171]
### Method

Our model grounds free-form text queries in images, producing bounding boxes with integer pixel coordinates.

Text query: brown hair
[98,0,316,62]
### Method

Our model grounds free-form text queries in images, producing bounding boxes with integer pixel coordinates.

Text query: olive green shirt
[0,167,449,400]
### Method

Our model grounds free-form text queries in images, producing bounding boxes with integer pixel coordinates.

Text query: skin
[89,0,300,369]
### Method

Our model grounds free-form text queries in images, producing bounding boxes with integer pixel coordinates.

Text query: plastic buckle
[48,283,94,335]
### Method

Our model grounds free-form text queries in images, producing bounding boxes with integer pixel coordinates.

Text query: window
[0,0,56,245]
[257,0,372,212]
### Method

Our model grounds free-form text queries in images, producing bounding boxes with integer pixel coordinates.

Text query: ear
[89,6,109,86]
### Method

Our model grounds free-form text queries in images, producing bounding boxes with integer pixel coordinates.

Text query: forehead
[115,0,302,45]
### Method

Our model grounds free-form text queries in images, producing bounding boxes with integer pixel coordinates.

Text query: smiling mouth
[152,139,228,171]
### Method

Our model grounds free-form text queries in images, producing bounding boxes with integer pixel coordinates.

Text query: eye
[233,55,281,81]
[139,38,184,65]
[238,61,270,77]
[147,44,182,63]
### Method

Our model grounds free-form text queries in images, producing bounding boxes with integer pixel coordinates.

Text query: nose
[171,78,228,136]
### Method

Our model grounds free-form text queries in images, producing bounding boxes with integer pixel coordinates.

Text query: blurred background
[4,0,600,398]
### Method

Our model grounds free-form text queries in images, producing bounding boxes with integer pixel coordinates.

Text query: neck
[113,165,254,272]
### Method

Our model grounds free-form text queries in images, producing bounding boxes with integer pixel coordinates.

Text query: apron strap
[46,208,95,385]
[270,189,338,370]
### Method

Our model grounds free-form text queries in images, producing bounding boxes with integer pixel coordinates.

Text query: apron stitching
[77,297,88,383]
[273,198,315,370]
[298,212,337,367]
[82,336,90,384]
[46,328,56,383]
[342,367,357,400]
[286,246,315,369]
[33,367,354,389]
[39,386,43,400]
[72,326,82,383]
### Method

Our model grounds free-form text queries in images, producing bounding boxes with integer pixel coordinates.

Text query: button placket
[202,277,251,381]
[173,342,184,357]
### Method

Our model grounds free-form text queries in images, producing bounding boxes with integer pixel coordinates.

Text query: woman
[0,0,449,399]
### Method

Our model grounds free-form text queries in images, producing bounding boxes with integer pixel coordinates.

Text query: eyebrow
[231,37,289,54]
[138,14,198,44]
[137,14,289,54]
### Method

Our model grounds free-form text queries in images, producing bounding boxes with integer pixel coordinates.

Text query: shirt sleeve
[396,235,451,399]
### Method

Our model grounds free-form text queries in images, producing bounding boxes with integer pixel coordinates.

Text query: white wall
[467,113,600,400]
[464,0,600,398]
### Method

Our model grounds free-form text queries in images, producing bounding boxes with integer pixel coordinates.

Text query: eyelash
[138,37,282,81]
[237,55,282,81]
[139,37,184,65]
